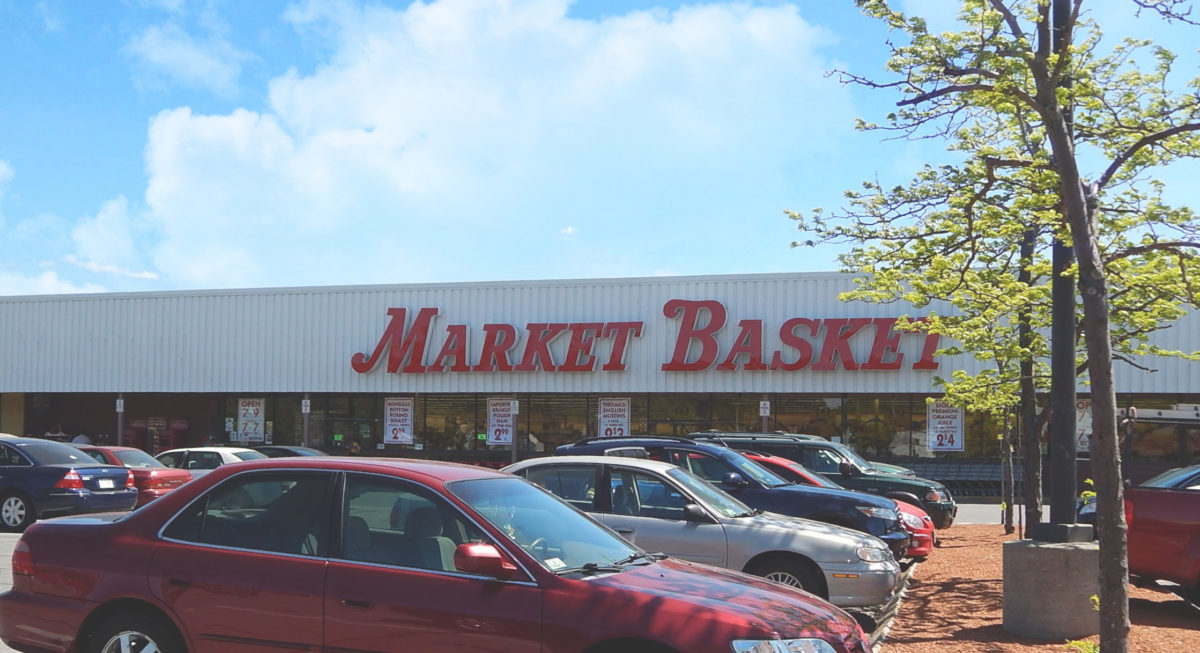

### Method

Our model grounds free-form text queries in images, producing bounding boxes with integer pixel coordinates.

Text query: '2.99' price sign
[927,399,964,452]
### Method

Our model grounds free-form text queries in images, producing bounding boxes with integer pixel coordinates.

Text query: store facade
[0,273,1195,465]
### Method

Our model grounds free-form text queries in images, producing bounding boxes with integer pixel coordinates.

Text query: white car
[504,455,901,609]
[155,446,267,479]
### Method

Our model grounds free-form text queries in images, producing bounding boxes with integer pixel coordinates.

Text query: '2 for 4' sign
[927,399,964,452]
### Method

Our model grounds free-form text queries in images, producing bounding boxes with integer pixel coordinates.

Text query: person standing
[71,433,92,445]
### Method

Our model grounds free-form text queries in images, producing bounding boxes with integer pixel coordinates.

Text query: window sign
[238,398,265,443]
[1076,399,1092,453]
[598,398,631,438]
[487,398,515,446]
[927,399,964,451]
[384,397,414,445]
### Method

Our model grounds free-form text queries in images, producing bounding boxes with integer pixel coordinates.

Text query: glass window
[188,452,222,470]
[157,451,183,468]
[0,445,29,466]
[449,477,636,574]
[609,469,686,521]
[82,449,109,464]
[340,474,486,571]
[522,465,597,511]
[804,447,844,474]
[163,472,332,556]
[113,449,165,468]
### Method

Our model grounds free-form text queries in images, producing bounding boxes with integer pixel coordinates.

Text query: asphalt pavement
[0,503,1033,653]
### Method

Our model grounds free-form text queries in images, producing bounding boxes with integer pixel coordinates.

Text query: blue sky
[0,0,1194,295]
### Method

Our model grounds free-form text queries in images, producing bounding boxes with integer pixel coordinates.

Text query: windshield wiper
[556,561,623,576]
[733,508,764,518]
[612,551,667,566]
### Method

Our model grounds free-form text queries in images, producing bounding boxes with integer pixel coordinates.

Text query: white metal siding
[0,273,1194,395]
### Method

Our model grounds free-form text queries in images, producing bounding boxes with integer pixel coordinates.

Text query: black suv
[688,433,957,529]
[555,437,911,557]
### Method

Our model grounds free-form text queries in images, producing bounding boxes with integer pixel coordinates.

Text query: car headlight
[856,545,890,563]
[900,511,925,529]
[731,639,838,653]
[856,506,897,521]
[924,490,944,502]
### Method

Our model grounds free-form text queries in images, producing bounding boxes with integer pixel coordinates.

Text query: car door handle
[341,598,372,609]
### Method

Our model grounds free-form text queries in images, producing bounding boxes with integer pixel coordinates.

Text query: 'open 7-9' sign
[238,398,265,443]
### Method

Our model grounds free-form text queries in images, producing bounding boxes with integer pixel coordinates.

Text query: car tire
[747,555,825,598]
[86,610,186,653]
[0,491,35,533]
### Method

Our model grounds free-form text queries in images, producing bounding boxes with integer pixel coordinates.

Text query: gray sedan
[504,455,900,609]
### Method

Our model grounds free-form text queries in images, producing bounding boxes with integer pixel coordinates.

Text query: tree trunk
[1045,114,1129,652]
[1002,414,1015,534]
[1018,227,1043,531]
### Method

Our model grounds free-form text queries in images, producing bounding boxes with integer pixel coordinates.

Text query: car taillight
[12,540,34,577]
[1124,499,1133,528]
[53,469,85,490]
[126,470,137,489]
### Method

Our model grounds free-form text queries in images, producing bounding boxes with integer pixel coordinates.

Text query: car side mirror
[683,503,715,523]
[454,542,520,580]
[722,472,750,488]
[838,461,858,477]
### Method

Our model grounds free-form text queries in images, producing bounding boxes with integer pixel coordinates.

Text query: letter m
[350,308,438,374]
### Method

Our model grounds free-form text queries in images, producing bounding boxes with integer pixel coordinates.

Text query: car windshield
[770,459,843,489]
[664,467,755,518]
[827,442,876,473]
[17,441,97,465]
[724,450,792,488]
[234,451,268,461]
[449,477,639,574]
[113,449,166,468]
[1138,466,1200,489]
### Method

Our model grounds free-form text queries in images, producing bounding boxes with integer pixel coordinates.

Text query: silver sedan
[504,455,900,609]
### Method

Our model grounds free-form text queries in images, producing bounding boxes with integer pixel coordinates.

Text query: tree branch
[1097,123,1200,188]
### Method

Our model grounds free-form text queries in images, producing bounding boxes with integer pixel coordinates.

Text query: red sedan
[0,457,871,653]
[74,445,192,507]
[746,452,936,560]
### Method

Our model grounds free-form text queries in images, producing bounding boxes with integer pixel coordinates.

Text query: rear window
[1139,466,1200,489]
[235,451,268,461]
[17,441,97,465]
[114,449,166,468]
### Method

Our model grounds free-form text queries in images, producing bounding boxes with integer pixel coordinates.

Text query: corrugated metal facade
[0,272,1194,395]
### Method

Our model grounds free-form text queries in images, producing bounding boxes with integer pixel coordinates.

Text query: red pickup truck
[1125,464,1200,601]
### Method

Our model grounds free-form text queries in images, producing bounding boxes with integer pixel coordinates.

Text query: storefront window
[524,395,588,451]
[421,395,480,451]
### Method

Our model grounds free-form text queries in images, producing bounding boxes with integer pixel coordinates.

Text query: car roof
[157,446,259,454]
[510,455,678,474]
[75,444,139,451]
[691,433,825,443]
[203,456,513,484]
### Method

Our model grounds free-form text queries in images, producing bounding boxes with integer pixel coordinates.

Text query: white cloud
[0,270,106,297]
[69,196,158,280]
[36,2,63,33]
[133,0,857,288]
[124,22,248,96]
[560,226,578,237]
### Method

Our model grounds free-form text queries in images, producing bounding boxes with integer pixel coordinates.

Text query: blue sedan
[0,437,138,532]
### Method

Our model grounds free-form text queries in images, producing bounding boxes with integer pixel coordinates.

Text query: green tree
[790,2,1200,650]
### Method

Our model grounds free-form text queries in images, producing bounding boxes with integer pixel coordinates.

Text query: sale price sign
[598,398,631,438]
[927,398,964,451]
[487,398,515,445]
[384,397,414,444]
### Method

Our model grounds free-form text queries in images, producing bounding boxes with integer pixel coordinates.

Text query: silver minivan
[504,455,901,609]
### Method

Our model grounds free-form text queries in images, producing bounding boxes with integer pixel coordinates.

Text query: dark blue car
[555,437,911,557]
[0,437,138,532]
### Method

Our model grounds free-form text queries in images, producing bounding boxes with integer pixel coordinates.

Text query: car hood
[769,482,897,508]
[590,557,865,641]
[740,511,886,551]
